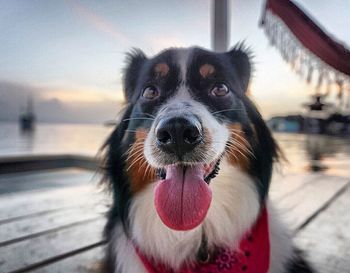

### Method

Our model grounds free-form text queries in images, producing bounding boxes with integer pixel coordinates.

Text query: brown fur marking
[154,63,169,77]
[126,130,156,193]
[225,124,251,171]
[199,64,215,78]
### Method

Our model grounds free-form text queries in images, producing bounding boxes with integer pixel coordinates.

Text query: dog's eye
[142,86,159,100]
[211,83,229,97]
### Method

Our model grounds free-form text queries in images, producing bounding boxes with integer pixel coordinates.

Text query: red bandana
[135,208,270,273]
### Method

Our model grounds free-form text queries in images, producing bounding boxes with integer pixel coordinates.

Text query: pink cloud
[66,0,131,46]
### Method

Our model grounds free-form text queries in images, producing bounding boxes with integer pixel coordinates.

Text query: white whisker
[126,153,145,171]
[211,108,244,115]
[123,117,155,122]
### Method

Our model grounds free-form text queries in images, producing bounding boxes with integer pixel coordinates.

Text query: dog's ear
[227,44,252,93]
[123,48,147,102]
[103,104,134,236]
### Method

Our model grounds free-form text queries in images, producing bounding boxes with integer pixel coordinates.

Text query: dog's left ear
[227,45,252,93]
[123,48,147,102]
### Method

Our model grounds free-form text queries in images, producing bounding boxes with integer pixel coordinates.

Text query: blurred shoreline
[1,122,350,177]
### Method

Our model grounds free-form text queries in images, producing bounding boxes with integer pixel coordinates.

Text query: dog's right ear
[227,43,252,93]
[123,49,147,102]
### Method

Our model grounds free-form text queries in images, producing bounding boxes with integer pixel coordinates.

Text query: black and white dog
[102,45,314,273]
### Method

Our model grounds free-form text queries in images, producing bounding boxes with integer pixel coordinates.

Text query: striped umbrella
[260,0,350,108]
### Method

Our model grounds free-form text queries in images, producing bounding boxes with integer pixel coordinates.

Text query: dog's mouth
[154,158,222,231]
[156,158,221,184]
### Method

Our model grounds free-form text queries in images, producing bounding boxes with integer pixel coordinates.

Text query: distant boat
[20,97,36,131]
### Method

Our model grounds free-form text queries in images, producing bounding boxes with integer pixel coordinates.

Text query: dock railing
[0,155,98,174]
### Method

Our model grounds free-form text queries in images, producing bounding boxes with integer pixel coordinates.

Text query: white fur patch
[267,202,294,273]
[128,160,260,270]
[176,48,192,81]
[111,225,147,273]
[203,160,260,248]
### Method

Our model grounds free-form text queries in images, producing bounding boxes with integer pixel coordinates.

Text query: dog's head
[104,45,278,234]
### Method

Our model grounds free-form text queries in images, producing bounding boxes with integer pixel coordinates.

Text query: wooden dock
[0,157,349,273]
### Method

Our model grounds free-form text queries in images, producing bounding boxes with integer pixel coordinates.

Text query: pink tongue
[154,165,212,231]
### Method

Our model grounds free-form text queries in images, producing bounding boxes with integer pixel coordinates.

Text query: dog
[101,45,315,273]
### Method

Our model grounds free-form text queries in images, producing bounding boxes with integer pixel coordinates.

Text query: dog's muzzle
[155,115,202,159]
[150,110,223,231]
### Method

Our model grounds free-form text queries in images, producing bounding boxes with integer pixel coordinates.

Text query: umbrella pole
[212,0,230,52]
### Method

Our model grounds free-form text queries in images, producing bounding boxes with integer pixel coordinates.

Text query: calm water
[0,122,112,157]
[0,122,349,176]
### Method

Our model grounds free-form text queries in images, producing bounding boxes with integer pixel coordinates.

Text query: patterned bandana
[135,208,270,273]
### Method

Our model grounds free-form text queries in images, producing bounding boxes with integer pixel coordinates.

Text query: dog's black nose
[156,116,202,157]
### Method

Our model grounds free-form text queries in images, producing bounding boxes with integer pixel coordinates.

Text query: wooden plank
[0,185,100,223]
[0,168,99,195]
[0,219,106,273]
[270,173,349,231]
[295,187,350,273]
[0,154,98,174]
[29,246,105,273]
[0,175,108,223]
[0,206,106,246]
[0,169,109,272]
[270,172,323,201]
[0,168,87,181]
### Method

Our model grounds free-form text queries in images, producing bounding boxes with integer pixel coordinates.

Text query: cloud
[66,0,131,46]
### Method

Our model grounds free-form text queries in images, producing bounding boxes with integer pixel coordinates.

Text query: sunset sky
[1,0,349,123]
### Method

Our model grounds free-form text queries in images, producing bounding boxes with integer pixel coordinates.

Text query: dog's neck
[129,162,261,270]
[133,208,270,273]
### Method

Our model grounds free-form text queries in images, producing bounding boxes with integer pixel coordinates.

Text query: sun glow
[39,86,125,103]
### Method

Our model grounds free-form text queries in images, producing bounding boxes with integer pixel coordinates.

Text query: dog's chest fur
[111,161,293,273]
